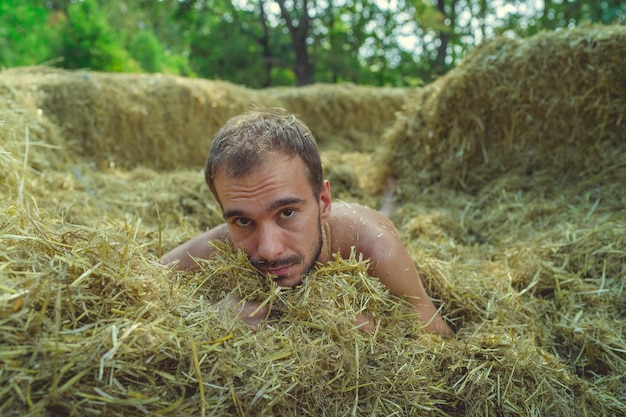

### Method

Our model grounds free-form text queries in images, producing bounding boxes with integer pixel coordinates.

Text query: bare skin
[162,155,453,336]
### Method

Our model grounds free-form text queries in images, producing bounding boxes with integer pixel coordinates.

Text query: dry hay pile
[374,22,626,415]
[1,67,279,171]
[1,24,626,417]
[2,68,409,172]
[0,75,68,197]
[269,83,410,151]
[378,23,626,192]
[3,204,620,417]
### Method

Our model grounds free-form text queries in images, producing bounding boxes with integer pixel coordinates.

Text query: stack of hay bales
[269,83,410,151]
[2,68,409,172]
[2,68,279,171]
[378,23,626,193]
[1,24,625,417]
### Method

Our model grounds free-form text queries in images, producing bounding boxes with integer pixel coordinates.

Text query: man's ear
[319,180,332,222]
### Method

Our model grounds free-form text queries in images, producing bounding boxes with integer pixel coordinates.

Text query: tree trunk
[257,0,273,87]
[540,0,553,29]
[433,0,455,76]
[276,0,314,85]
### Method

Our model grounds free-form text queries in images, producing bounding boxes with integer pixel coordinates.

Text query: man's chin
[273,274,303,288]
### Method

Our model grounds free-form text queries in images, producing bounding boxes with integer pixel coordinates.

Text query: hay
[378,23,626,193]
[2,206,622,416]
[2,68,410,172]
[268,83,411,152]
[1,24,626,416]
[0,75,68,199]
[2,67,281,171]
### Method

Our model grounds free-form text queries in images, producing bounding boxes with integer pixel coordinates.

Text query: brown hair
[205,109,324,202]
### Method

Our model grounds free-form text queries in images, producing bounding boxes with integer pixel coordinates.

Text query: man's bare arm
[353,208,454,336]
[161,224,230,270]
[162,225,272,330]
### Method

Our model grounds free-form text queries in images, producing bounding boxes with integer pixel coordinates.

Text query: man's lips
[256,262,305,288]
[260,265,292,277]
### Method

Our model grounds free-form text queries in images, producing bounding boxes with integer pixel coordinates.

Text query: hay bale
[3,69,409,173]
[379,24,626,193]
[268,83,410,152]
[0,74,69,200]
[2,67,281,171]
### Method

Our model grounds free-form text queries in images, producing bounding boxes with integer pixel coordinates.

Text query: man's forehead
[219,154,310,185]
[215,155,313,213]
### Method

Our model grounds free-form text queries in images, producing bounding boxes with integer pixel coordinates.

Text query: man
[162,109,453,336]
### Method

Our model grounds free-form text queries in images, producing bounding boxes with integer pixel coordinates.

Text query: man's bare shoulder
[327,201,398,257]
[330,201,394,224]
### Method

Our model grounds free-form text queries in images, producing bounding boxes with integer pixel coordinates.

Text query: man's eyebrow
[223,209,245,219]
[223,198,305,220]
[267,197,305,212]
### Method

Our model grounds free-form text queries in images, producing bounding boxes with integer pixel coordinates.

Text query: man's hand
[356,314,376,332]
[215,293,377,333]
[214,292,270,330]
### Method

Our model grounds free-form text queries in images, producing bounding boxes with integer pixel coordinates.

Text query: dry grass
[1,24,625,416]
[376,23,626,193]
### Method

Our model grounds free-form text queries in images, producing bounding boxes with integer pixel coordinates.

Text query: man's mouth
[259,264,292,278]
[254,261,307,288]
[252,257,302,277]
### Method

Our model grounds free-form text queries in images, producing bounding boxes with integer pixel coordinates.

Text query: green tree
[130,30,163,73]
[539,0,625,29]
[92,0,194,76]
[184,1,266,87]
[6,0,622,87]
[58,0,137,72]
[0,0,61,68]
[154,0,422,86]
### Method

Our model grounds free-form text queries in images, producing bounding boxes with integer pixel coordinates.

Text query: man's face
[213,154,331,287]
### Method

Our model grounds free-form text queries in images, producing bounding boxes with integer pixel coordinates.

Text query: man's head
[204,109,332,287]
[205,109,324,203]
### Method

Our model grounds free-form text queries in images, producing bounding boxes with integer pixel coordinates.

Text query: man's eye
[234,218,252,227]
[280,208,296,219]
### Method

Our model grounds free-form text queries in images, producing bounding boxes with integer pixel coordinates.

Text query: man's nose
[255,223,285,261]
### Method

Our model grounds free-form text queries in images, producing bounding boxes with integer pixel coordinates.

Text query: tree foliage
[1,0,623,86]
[130,30,164,73]
[0,0,62,68]
[59,0,137,72]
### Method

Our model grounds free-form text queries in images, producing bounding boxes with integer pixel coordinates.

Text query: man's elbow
[160,256,179,269]
[426,317,454,337]
[160,250,191,271]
